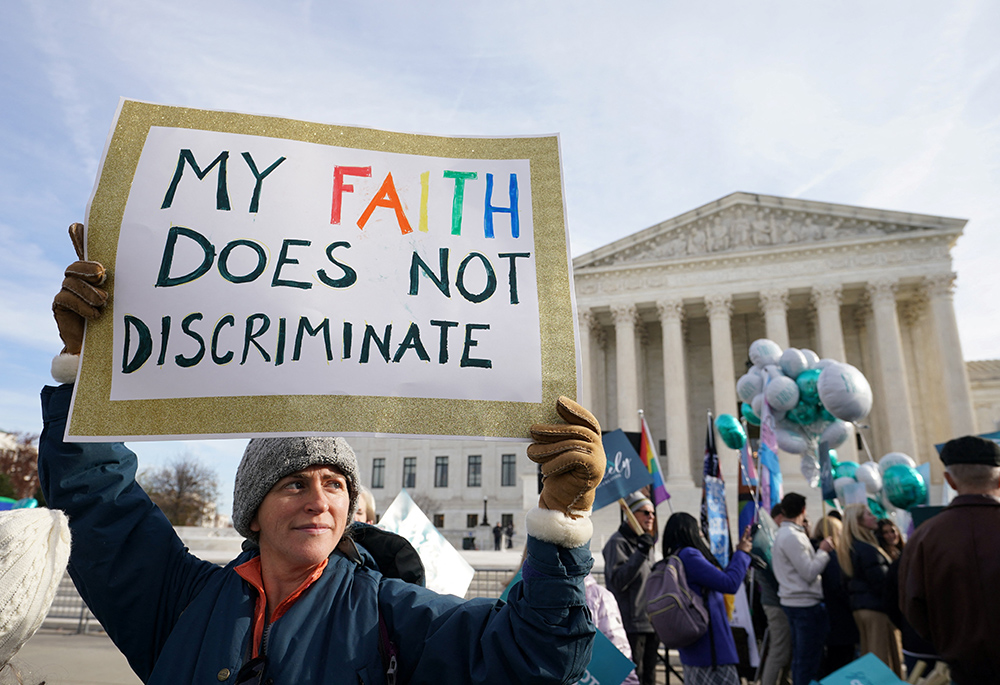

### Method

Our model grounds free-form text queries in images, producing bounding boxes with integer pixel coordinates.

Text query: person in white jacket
[771,493,833,685]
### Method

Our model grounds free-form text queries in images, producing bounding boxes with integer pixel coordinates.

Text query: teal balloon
[829,452,840,468]
[786,398,819,426]
[834,461,859,480]
[867,496,887,519]
[741,402,761,426]
[715,413,747,449]
[796,368,822,402]
[883,464,927,509]
[820,407,836,422]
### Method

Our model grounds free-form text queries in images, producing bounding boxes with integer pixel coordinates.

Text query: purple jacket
[676,548,751,667]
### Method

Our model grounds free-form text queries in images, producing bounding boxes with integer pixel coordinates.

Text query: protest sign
[377,489,475,596]
[593,429,654,511]
[68,99,578,441]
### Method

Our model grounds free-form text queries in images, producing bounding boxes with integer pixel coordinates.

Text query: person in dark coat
[900,436,1000,685]
[837,504,902,676]
[810,516,857,676]
[603,493,659,685]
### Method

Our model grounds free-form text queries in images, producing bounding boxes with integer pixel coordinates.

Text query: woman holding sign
[39,224,606,685]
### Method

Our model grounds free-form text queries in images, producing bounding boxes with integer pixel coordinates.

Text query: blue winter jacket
[676,548,751,668]
[39,384,594,684]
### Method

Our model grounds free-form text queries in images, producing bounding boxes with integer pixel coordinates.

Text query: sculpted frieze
[586,204,952,268]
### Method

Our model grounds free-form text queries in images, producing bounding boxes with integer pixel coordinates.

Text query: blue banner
[818,440,836,501]
[593,429,654,511]
[704,474,730,567]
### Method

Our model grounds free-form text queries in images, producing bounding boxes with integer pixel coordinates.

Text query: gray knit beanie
[232,437,360,542]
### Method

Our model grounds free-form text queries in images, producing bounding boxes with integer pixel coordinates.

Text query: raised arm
[39,384,222,680]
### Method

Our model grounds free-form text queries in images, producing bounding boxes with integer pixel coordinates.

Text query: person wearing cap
[37,225,606,684]
[602,491,659,685]
[899,435,1000,685]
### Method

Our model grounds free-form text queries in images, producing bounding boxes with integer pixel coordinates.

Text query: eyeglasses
[634,510,655,517]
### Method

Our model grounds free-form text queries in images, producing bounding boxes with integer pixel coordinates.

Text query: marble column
[866,279,919,457]
[705,293,739,514]
[759,288,790,350]
[611,304,641,432]
[925,273,977,438]
[811,283,847,361]
[577,309,595,412]
[810,283,858,460]
[657,298,692,484]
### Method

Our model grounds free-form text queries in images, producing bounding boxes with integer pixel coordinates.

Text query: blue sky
[3,1,999,512]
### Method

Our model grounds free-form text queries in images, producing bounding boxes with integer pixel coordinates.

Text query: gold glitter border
[70,100,577,440]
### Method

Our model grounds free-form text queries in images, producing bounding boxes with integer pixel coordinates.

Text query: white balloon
[751,393,765,419]
[737,372,764,403]
[855,461,883,494]
[879,452,916,473]
[820,420,851,448]
[801,455,821,487]
[749,339,783,368]
[834,476,857,502]
[801,348,820,368]
[817,363,873,422]
[776,427,808,454]
[766,376,800,411]
[780,348,809,379]
[814,358,837,370]
[763,364,784,381]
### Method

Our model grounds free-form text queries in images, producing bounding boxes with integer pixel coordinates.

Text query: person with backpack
[660,512,753,685]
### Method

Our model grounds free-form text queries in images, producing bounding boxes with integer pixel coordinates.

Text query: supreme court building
[351,192,997,547]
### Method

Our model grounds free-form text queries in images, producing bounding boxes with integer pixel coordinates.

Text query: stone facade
[968,360,1000,434]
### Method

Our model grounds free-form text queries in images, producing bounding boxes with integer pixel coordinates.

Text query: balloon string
[854,423,876,462]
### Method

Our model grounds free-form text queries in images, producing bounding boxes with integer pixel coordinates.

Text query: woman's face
[880,523,899,544]
[860,509,878,530]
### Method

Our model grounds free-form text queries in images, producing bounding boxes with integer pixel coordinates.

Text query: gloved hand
[527,396,606,519]
[52,223,107,355]
[636,533,655,553]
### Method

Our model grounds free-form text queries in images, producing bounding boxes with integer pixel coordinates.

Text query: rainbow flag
[639,414,670,505]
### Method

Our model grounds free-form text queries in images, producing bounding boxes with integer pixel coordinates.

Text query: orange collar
[235,556,329,658]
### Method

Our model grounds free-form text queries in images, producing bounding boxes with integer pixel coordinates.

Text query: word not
[121,313,492,373]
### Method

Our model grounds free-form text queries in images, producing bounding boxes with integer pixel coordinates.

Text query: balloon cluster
[828,450,928,512]
[736,338,873,485]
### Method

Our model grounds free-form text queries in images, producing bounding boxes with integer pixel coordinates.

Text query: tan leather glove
[52,223,107,354]
[527,396,606,518]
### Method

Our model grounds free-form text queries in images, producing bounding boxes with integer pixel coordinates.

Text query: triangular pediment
[574,192,966,270]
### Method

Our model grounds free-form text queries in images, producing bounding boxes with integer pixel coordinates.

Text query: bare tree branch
[138,453,220,526]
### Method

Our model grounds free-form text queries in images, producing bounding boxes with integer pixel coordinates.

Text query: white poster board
[68,100,579,441]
